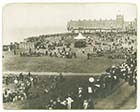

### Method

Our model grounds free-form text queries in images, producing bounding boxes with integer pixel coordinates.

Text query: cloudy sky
[3,3,137,44]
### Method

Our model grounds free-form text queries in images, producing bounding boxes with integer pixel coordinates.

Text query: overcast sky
[3,3,137,44]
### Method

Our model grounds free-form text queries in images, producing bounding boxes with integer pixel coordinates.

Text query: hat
[89,77,95,83]
[78,87,82,90]
[112,65,116,68]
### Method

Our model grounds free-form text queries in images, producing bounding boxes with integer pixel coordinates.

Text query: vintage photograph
[2,3,137,109]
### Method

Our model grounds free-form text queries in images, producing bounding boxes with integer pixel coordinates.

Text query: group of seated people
[3,73,39,103]
[45,51,137,109]
[20,45,77,59]
[86,32,136,59]
[107,46,135,59]
[45,47,77,59]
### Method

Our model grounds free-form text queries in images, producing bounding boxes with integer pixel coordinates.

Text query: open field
[2,51,123,73]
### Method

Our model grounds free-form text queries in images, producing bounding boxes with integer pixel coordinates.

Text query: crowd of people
[18,32,136,61]
[44,51,137,109]
[86,32,136,59]
[3,72,39,103]
[20,36,77,59]
[20,46,77,59]
[44,46,77,59]
[3,31,137,109]
[3,50,137,109]
[3,72,65,103]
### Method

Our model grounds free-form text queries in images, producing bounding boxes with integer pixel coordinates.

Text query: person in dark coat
[87,53,90,59]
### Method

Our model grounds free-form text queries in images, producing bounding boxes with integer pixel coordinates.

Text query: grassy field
[2,51,124,73]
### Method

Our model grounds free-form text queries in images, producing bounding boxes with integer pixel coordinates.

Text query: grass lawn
[3,51,124,73]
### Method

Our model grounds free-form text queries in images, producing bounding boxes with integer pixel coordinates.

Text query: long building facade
[67,15,137,32]
[19,15,137,49]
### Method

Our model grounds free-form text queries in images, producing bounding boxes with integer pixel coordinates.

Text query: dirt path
[95,82,136,109]
[3,71,102,76]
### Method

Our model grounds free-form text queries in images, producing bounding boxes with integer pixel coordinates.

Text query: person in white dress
[66,96,74,109]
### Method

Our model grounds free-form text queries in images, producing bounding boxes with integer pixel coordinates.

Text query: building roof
[74,33,86,40]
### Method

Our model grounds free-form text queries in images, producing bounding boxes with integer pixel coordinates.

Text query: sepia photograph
[2,3,137,109]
